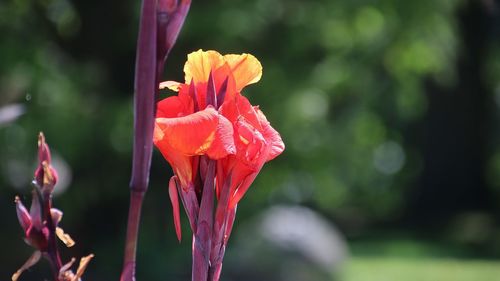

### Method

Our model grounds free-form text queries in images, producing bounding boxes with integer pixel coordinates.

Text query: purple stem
[121,0,157,280]
[210,207,237,281]
[121,0,191,280]
[208,172,232,281]
[192,160,215,281]
[42,191,63,281]
[120,191,145,281]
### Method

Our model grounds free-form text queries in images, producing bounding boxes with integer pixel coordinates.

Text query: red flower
[154,49,283,230]
[153,50,284,281]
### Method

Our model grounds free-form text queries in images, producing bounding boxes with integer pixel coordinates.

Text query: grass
[339,236,500,281]
[343,257,500,281]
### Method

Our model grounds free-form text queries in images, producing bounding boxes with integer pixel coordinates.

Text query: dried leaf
[56,227,75,247]
[72,254,94,281]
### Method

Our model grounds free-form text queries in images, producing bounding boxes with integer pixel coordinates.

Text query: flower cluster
[154,50,284,281]
[13,133,93,281]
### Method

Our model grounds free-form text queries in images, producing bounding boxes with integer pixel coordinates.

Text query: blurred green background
[2,0,500,280]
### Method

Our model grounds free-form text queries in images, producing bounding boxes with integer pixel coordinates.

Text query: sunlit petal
[159,80,182,91]
[223,53,262,91]
[155,107,220,155]
[184,50,224,83]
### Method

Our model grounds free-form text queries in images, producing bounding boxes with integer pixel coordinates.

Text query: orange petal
[155,107,220,155]
[154,122,193,189]
[223,53,262,91]
[169,176,182,242]
[184,50,224,84]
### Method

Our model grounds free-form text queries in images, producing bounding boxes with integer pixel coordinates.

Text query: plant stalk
[192,160,215,281]
[39,189,63,281]
[121,0,190,280]
[121,0,156,279]
[120,190,145,281]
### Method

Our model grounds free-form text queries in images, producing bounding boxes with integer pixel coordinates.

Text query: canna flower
[154,49,284,233]
[154,50,284,281]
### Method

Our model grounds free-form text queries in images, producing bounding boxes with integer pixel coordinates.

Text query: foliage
[1,0,500,280]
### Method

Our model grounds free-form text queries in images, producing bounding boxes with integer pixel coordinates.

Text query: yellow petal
[184,50,224,83]
[223,53,262,91]
[159,80,182,91]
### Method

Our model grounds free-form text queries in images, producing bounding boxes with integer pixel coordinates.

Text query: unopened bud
[34,132,58,193]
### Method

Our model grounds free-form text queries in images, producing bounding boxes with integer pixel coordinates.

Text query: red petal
[156,95,191,118]
[220,94,261,130]
[169,176,182,242]
[206,115,236,159]
[256,109,285,161]
[155,107,220,155]
[230,169,261,209]
[154,124,193,189]
[213,63,237,103]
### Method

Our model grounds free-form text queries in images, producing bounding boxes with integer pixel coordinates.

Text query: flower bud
[34,132,58,193]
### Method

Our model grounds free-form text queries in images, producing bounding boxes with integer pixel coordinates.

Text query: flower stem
[121,0,156,279]
[120,190,145,281]
[209,206,236,281]
[208,170,232,281]
[121,0,190,280]
[42,191,63,281]
[192,160,216,281]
